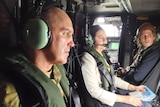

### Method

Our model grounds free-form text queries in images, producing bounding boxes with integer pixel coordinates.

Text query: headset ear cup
[85,34,94,47]
[23,18,50,49]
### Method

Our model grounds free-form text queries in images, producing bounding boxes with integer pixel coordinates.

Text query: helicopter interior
[0,0,160,107]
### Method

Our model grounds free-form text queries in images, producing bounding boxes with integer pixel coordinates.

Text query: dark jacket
[123,41,160,85]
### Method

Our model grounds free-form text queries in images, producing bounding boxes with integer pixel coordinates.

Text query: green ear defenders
[23,18,51,49]
[22,0,60,49]
[22,0,59,49]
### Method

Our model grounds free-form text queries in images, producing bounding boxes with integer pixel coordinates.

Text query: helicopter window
[93,16,122,37]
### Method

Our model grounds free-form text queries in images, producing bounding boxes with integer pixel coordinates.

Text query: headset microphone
[95,44,108,47]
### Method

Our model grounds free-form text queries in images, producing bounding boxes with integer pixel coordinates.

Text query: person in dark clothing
[121,23,160,85]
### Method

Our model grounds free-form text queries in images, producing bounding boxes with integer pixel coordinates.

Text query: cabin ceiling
[1,0,160,16]
[66,0,160,16]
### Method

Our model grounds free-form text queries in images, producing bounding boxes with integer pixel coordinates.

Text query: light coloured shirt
[81,52,129,106]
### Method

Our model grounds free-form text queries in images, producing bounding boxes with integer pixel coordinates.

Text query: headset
[85,34,94,47]
[22,0,59,49]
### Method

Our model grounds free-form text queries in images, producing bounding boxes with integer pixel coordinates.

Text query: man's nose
[69,39,75,47]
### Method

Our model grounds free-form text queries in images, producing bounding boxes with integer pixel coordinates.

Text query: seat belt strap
[88,52,116,92]
[71,88,82,107]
